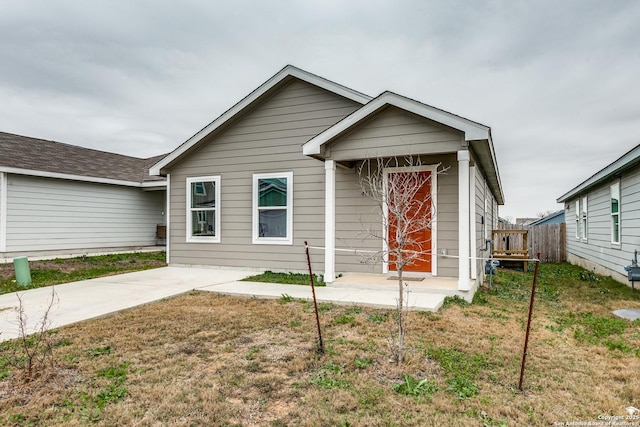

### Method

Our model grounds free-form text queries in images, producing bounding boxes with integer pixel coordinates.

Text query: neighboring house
[557,144,640,285]
[0,132,167,261]
[529,210,565,227]
[150,65,504,293]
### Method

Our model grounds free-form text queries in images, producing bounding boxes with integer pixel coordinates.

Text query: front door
[387,171,432,272]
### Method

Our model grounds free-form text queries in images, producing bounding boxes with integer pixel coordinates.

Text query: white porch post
[324,160,336,283]
[469,166,477,280]
[458,150,470,291]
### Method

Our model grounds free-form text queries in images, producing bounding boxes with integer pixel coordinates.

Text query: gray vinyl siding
[334,165,381,273]
[474,166,485,280]
[565,166,640,283]
[434,155,459,277]
[167,79,361,271]
[4,174,165,252]
[326,106,464,162]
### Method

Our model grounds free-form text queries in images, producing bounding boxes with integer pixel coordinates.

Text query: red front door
[388,171,432,272]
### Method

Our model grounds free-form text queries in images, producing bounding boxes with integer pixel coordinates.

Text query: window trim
[575,200,580,239]
[186,176,221,243]
[611,182,621,244]
[581,195,588,241]
[252,171,293,245]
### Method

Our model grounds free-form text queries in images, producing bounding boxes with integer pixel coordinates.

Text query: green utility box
[13,256,32,287]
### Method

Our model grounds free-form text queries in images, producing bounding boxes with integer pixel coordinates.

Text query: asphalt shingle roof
[0,131,166,184]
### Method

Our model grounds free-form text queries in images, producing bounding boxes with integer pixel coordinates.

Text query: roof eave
[0,166,167,188]
[557,144,640,203]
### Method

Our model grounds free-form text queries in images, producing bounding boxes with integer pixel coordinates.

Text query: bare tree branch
[356,155,449,363]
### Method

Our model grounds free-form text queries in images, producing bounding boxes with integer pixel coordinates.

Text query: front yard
[0,252,167,295]
[1,263,639,426]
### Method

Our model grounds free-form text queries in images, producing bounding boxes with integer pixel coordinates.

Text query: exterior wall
[0,172,6,252]
[326,106,464,162]
[167,79,361,272]
[565,166,640,285]
[472,161,498,284]
[333,154,459,277]
[3,174,165,254]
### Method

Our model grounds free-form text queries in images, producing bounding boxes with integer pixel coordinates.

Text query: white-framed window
[252,171,293,245]
[581,196,588,240]
[186,176,221,243]
[575,200,580,239]
[611,182,620,244]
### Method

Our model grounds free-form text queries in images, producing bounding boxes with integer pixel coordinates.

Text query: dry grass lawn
[1,263,640,426]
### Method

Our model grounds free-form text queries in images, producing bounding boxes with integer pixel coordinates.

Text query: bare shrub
[357,156,447,363]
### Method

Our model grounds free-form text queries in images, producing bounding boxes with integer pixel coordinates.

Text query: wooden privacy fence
[495,223,566,263]
[528,223,566,263]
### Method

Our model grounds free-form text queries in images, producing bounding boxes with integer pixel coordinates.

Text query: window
[611,182,620,244]
[575,200,580,239]
[581,196,588,240]
[252,172,293,244]
[186,176,220,242]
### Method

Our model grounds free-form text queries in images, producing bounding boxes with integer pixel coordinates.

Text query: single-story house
[529,210,565,227]
[150,65,504,293]
[557,144,640,285]
[0,132,167,261]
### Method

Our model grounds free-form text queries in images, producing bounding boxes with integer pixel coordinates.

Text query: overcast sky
[1,0,639,219]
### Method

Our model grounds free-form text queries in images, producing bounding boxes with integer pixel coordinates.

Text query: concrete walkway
[0,267,449,342]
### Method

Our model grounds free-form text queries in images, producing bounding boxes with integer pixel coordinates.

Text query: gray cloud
[1,0,639,218]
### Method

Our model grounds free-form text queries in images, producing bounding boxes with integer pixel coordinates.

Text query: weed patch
[443,295,469,308]
[392,374,438,401]
[311,361,351,390]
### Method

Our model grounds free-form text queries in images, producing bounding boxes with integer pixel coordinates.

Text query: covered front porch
[301,91,502,298]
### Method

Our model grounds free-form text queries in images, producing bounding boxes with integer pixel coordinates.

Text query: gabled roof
[557,143,640,203]
[529,210,565,226]
[150,65,372,176]
[0,131,166,187]
[302,91,504,205]
[303,91,492,156]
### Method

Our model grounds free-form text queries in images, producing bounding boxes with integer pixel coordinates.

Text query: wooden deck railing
[492,229,529,270]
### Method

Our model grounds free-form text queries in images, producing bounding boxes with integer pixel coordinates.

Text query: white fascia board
[557,144,640,203]
[150,65,372,176]
[303,92,491,156]
[0,166,166,188]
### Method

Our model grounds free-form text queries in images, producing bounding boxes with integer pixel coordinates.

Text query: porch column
[458,150,470,291]
[324,160,336,283]
[469,166,477,280]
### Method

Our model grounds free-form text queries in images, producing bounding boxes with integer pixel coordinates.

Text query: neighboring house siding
[327,106,464,162]
[4,174,164,252]
[566,167,640,283]
[167,80,362,271]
